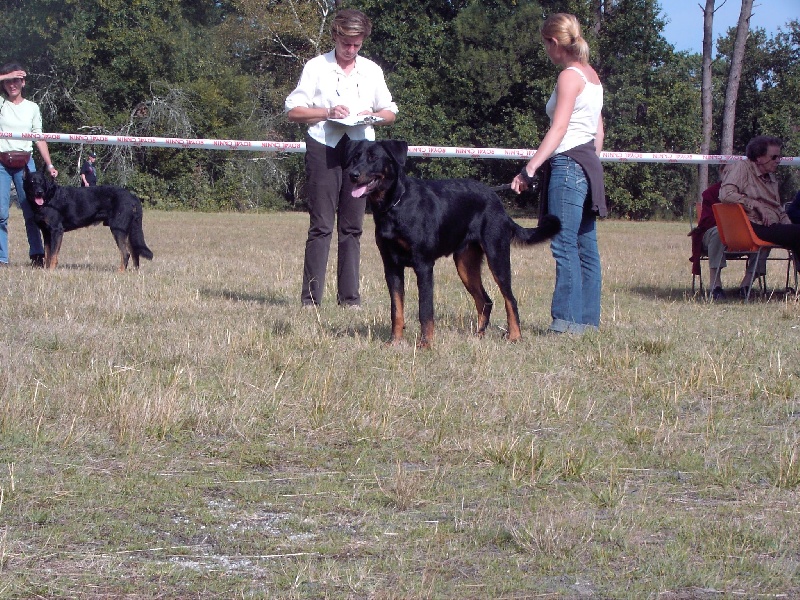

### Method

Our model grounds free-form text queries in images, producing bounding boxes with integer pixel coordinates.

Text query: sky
[659,0,799,55]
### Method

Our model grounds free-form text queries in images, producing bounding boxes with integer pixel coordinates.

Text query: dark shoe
[30,254,45,268]
[711,287,725,300]
[739,286,750,299]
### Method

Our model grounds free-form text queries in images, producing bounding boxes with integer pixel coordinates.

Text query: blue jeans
[547,154,602,333]
[0,159,44,263]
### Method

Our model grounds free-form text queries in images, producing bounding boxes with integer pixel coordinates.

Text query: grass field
[1,207,799,599]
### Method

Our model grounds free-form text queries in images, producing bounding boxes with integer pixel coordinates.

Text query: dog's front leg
[384,265,405,345]
[378,242,406,345]
[41,228,52,268]
[414,264,435,348]
[48,227,64,270]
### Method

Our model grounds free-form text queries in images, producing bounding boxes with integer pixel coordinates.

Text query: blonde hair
[541,13,590,64]
[331,9,372,39]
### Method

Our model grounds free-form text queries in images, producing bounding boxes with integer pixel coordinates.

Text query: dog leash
[491,177,541,194]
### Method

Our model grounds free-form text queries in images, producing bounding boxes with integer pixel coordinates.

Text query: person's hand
[327,105,350,119]
[510,174,528,194]
[1,70,26,81]
[47,164,58,178]
[511,166,537,195]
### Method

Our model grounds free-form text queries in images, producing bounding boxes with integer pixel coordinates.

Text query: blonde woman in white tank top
[510,13,606,335]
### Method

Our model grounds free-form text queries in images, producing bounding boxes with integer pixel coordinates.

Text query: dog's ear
[381,140,408,168]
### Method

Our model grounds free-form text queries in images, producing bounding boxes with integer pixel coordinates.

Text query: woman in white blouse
[285,9,398,308]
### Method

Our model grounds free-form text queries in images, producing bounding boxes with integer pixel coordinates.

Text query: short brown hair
[745,135,783,161]
[331,9,372,39]
[1,61,25,75]
[0,61,26,98]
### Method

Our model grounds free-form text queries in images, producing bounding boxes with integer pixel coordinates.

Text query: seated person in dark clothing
[787,190,800,225]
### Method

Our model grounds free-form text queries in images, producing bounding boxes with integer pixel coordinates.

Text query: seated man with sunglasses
[720,135,800,286]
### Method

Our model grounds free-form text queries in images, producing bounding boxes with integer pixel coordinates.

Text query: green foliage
[594,0,700,218]
[1,0,797,216]
[713,21,800,201]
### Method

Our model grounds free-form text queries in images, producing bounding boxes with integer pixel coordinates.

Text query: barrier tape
[4,132,798,165]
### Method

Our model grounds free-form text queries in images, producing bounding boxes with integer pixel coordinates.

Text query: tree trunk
[720,0,754,155]
[698,0,715,200]
[590,0,603,36]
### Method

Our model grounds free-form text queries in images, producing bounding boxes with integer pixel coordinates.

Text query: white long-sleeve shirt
[285,51,398,148]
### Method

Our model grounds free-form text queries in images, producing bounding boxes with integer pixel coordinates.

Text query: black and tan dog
[24,170,153,271]
[346,139,560,347]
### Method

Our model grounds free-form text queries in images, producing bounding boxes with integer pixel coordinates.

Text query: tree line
[3,0,798,219]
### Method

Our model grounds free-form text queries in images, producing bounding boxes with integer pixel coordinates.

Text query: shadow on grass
[629,285,705,302]
[630,285,797,303]
[201,287,292,306]
[332,307,555,345]
[32,262,143,273]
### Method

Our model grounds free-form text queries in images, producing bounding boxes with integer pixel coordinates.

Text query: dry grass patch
[1,208,799,598]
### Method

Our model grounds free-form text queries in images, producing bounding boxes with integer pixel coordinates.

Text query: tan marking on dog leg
[390,289,405,342]
[454,248,492,335]
[504,297,522,341]
[49,236,64,270]
[419,319,434,348]
[487,268,521,342]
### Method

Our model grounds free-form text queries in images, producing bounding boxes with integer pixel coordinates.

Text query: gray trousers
[703,225,766,276]
[301,134,366,306]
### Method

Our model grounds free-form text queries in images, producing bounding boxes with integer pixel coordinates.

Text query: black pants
[301,134,366,306]
[752,223,800,265]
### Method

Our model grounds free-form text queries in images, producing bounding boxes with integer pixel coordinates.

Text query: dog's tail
[135,243,154,261]
[511,214,561,246]
[131,201,154,261]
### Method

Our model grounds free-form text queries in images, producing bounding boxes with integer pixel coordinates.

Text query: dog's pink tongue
[351,185,369,198]
[35,196,44,206]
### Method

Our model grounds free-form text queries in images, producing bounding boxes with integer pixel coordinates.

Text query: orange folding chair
[711,203,797,301]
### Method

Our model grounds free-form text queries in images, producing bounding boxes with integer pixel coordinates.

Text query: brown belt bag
[0,151,32,169]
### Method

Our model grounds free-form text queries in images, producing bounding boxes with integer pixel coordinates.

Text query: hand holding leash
[512,167,539,194]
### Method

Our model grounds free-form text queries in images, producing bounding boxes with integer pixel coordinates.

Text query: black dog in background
[23,170,153,271]
[346,139,560,348]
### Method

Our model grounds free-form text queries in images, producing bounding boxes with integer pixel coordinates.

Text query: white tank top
[545,66,603,156]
